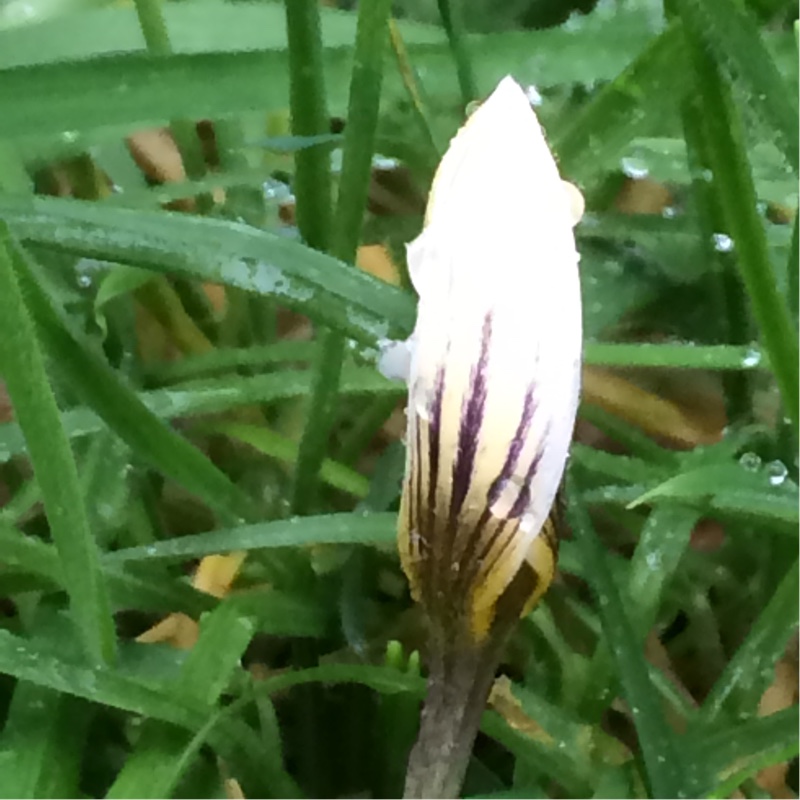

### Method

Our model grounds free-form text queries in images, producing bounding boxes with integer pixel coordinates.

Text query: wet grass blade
[207,420,370,499]
[565,471,691,798]
[107,600,299,798]
[679,6,799,430]
[691,706,799,798]
[700,558,798,723]
[580,505,700,717]
[106,512,397,564]
[584,342,765,371]
[9,240,259,523]
[0,685,89,797]
[0,224,116,665]
[0,521,215,616]
[289,0,392,513]
[677,0,798,172]
[553,24,685,185]
[0,367,404,463]
[0,194,416,343]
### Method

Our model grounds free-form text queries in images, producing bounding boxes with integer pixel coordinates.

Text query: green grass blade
[0,367,404,464]
[788,210,798,328]
[290,0,392,513]
[679,8,799,430]
[0,522,215,616]
[678,0,799,171]
[690,706,799,798]
[0,628,274,796]
[553,24,685,184]
[0,685,89,798]
[700,558,798,723]
[146,341,317,383]
[107,601,269,799]
[0,194,416,343]
[0,225,115,665]
[9,242,258,523]
[106,512,397,564]
[435,0,476,107]
[584,342,765,371]
[581,506,700,717]
[207,421,370,499]
[0,628,207,728]
[285,0,332,256]
[679,86,753,422]
[628,463,798,526]
[564,472,691,798]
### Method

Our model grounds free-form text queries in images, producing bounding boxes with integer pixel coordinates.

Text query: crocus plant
[393,76,584,798]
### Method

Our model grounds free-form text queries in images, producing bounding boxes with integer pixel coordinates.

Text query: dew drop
[739,452,761,472]
[372,154,401,170]
[621,157,649,180]
[377,338,412,382]
[766,460,788,486]
[262,179,292,202]
[525,84,543,107]
[712,233,734,253]
[741,347,761,368]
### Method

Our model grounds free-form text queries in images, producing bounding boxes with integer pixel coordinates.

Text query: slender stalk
[403,549,538,797]
[565,471,690,798]
[285,0,333,254]
[435,0,476,109]
[679,94,751,421]
[403,608,524,798]
[788,210,798,330]
[388,20,442,160]
[678,0,799,431]
[0,226,116,665]
[404,638,499,798]
[132,0,171,54]
[584,342,764,371]
[288,0,391,513]
[285,0,335,516]
[132,0,210,200]
[332,0,393,261]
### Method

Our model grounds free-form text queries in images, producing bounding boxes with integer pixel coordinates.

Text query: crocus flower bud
[397,75,583,643]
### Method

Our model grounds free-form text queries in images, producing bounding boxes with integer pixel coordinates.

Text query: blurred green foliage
[0,0,796,797]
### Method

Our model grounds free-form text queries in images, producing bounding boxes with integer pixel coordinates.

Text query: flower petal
[398,76,582,640]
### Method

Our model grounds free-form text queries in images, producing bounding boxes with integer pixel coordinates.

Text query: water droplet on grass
[712,233,734,253]
[741,348,761,368]
[766,460,788,486]
[739,452,761,471]
[621,157,649,179]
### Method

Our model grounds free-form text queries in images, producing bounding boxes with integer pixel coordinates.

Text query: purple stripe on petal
[411,420,424,559]
[508,446,544,519]
[475,424,551,583]
[424,365,446,594]
[449,312,493,522]
[487,382,537,510]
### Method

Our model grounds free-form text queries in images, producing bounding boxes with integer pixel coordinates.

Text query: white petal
[398,76,583,639]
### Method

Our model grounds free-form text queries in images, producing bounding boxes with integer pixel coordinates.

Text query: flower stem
[403,569,532,799]
[403,635,501,799]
